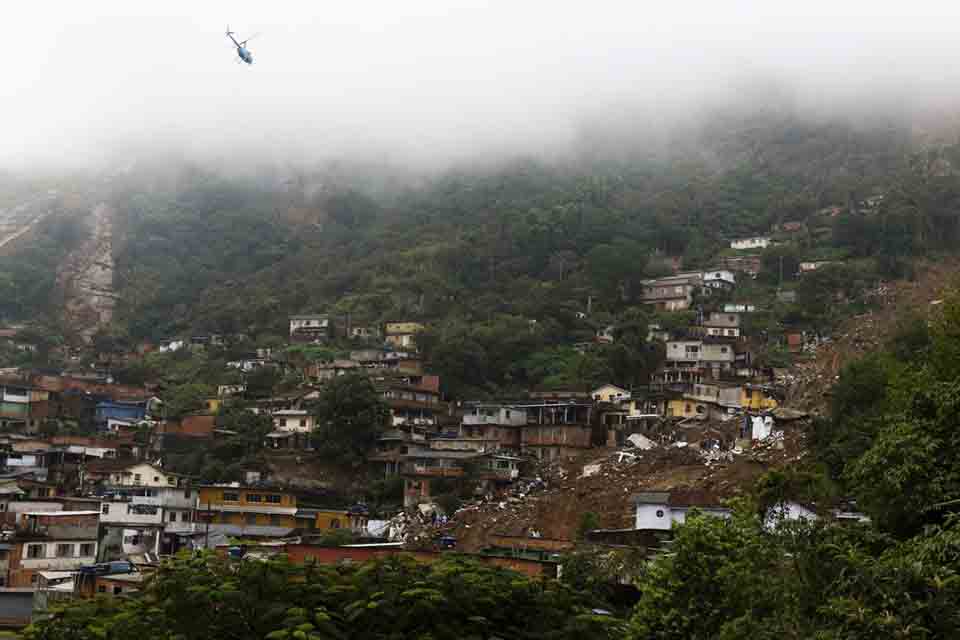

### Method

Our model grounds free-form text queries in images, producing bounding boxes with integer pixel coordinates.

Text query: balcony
[405,465,464,478]
[100,505,164,527]
[463,414,525,427]
[164,522,199,534]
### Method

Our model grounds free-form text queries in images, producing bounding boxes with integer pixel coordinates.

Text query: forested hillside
[5,96,960,395]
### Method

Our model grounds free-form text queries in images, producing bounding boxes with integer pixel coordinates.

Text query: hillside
[2,100,960,395]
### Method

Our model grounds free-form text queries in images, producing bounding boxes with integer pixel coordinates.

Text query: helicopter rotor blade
[240,32,261,46]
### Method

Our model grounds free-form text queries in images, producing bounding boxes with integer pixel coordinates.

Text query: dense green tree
[310,373,390,462]
[163,383,214,420]
[26,553,622,640]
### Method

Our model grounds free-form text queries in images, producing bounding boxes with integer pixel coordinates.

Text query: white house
[723,303,757,313]
[592,384,631,404]
[666,340,703,363]
[730,236,771,250]
[273,409,315,433]
[107,463,189,489]
[633,491,731,530]
[289,315,330,338]
[701,270,736,289]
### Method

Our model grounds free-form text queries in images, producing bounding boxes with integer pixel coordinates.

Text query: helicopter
[226,26,256,65]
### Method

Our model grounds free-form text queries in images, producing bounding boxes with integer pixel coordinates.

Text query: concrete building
[729,236,770,250]
[633,491,731,530]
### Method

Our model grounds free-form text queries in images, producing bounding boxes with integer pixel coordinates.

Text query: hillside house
[304,359,361,382]
[459,404,527,450]
[99,480,198,557]
[641,273,701,311]
[401,450,480,507]
[723,303,757,313]
[103,463,190,490]
[289,315,330,343]
[217,384,246,398]
[798,261,832,274]
[458,400,593,461]
[0,382,31,430]
[369,425,430,478]
[264,409,315,450]
[377,374,443,429]
[519,401,593,461]
[401,450,522,508]
[729,236,770,250]
[591,384,631,404]
[272,409,314,433]
[6,511,100,587]
[699,312,741,338]
[196,485,298,538]
[384,322,425,350]
[718,255,762,276]
[633,491,731,530]
[295,507,369,534]
[349,325,381,340]
[701,269,736,291]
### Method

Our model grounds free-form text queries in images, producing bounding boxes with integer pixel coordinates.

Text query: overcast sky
[6,1,960,170]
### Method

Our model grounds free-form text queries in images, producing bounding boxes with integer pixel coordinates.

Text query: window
[98,585,106,593]
[656,509,665,518]
[167,477,175,485]
[246,494,261,503]
[169,512,177,522]
[27,544,43,559]
[56,544,74,558]
[134,474,142,484]
[80,543,94,557]
[113,586,122,595]
[720,347,728,353]
[330,519,341,529]
[31,574,39,586]
[222,492,239,502]
[269,514,283,526]
[184,490,192,499]
[299,419,306,427]
[153,476,159,483]
[265,495,282,504]
[102,504,110,515]
[245,514,257,525]
[37,488,51,498]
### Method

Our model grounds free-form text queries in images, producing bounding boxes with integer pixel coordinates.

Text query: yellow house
[384,322,425,349]
[741,386,779,411]
[293,508,369,533]
[591,384,630,404]
[197,486,299,532]
[205,398,221,414]
[667,398,703,418]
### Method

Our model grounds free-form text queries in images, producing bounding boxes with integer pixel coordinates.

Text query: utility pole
[778,256,784,289]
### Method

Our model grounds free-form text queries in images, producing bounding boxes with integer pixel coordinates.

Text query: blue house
[94,401,146,425]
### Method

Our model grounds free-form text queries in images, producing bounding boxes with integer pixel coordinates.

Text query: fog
[6,1,960,172]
